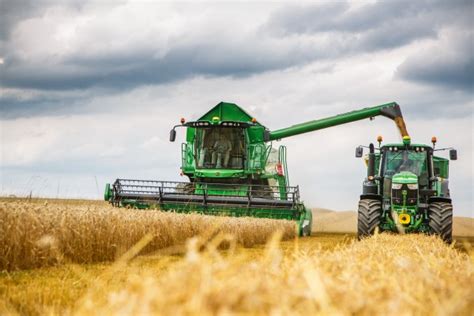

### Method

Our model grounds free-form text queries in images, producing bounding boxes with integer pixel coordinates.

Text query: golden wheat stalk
[0,201,295,270]
[78,233,474,316]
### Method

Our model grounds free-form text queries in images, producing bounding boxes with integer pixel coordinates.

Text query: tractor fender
[428,196,452,204]
[360,193,383,201]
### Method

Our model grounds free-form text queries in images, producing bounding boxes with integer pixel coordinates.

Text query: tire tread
[428,202,453,243]
[358,199,382,239]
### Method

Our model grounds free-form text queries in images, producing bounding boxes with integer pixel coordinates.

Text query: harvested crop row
[0,201,295,270]
[79,233,474,316]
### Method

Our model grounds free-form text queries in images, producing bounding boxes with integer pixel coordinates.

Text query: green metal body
[269,102,408,140]
[106,101,409,235]
[361,140,452,233]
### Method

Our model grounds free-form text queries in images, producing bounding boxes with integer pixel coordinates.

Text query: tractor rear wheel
[357,199,382,240]
[428,202,453,243]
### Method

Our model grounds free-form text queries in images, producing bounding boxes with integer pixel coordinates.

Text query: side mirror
[449,149,457,160]
[355,146,363,158]
[169,129,176,142]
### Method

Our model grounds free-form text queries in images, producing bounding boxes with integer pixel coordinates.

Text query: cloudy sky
[1,0,472,216]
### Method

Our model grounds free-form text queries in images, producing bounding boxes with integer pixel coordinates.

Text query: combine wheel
[301,218,312,237]
[357,199,382,239]
[299,210,313,237]
[428,202,453,243]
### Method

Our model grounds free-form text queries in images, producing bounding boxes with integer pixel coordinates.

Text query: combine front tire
[299,210,313,237]
[357,199,382,239]
[428,202,453,243]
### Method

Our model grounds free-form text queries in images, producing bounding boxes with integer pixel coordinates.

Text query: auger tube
[269,102,409,141]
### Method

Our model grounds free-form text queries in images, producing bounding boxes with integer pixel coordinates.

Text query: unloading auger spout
[268,102,409,141]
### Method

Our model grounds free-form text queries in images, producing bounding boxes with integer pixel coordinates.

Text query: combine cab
[356,136,457,242]
[106,101,410,236]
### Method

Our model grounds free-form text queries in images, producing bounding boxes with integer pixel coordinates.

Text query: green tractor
[355,136,457,242]
[105,101,409,236]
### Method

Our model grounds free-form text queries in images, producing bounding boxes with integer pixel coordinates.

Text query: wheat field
[0,198,473,316]
[0,199,295,270]
[75,233,474,316]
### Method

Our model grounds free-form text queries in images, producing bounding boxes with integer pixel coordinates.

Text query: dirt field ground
[0,199,473,315]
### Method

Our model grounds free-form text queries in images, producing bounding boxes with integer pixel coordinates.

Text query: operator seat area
[197,127,246,169]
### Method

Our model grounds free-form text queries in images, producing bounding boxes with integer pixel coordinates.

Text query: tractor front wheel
[428,202,453,243]
[357,199,382,240]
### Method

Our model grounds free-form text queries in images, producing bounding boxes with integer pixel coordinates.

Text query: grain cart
[105,101,409,236]
[355,136,457,242]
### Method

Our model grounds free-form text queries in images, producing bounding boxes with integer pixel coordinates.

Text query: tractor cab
[379,137,456,203]
[380,143,432,201]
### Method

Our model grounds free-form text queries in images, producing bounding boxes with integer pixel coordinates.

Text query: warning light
[402,135,411,146]
[251,118,257,123]
[377,135,383,143]
[180,117,186,124]
[276,162,284,176]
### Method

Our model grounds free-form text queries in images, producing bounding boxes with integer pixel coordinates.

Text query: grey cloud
[264,2,351,34]
[0,0,86,42]
[396,34,473,92]
[357,19,436,50]
[267,0,471,35]
[0,35,320,91]
[2,0,468,93]
[0,0,42,40]
[265,0,471,50]
[399,55,473,91]
[0,0,472,116]
[0,94,84,119]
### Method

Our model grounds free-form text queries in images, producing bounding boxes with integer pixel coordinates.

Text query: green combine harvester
[105,101,409,236]
[355,135,457,242]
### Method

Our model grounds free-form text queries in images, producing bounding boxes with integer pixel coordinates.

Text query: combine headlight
[392,183,402,189]
[407,184,418,190]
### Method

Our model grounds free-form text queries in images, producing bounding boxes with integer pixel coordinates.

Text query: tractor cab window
[195,127,245,169]
[383,149,428,178]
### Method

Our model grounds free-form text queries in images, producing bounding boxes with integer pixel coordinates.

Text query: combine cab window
[195,127,246,169]
[383,150,428,178]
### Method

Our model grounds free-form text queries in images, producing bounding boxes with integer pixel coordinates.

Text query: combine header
[105,102,409,236]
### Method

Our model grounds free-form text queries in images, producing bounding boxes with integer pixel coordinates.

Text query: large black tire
[301,213,313,237]
[357,199,382,240]
[428,202,453,243]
